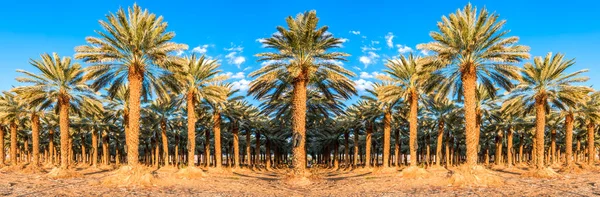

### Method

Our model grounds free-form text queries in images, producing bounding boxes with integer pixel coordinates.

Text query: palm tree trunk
[435,120,444,166]
[291,76,308,174]
[246,130,251,166]
[365,122,372,168]
[534,95,546,169]
[507,127,513,167]
[394,129,400,166]
[587,122,595,165]
[92,128,98,167]
[255,130,261,166]
[353,129,359,167]
[495,130,503,165]
[31,112,40,166]
[551,129,556,164]
[127,66,143,166]
[213,109,222,168]
[344,131,349,166]
[10,122,17,166]
[49,129,55,164]
[59,95,70,169]
[232,122,240,169]
[0,126,5,166]
[461,66,478,166]
[265,138,271,169]
[383,110,391,168]
[205,128,211,166]
[161,119,169,167]
[186,92,196,167]
[102,130,109,165]
[409,89,418,166]
[565,113,574,166]
[81,133,86,164]
[175,132,180,167]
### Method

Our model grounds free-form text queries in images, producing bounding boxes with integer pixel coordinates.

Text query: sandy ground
[0,164,599,196]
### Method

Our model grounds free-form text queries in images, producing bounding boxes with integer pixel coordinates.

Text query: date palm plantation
[1,2,600,196]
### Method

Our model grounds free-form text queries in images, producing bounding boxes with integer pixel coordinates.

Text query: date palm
[146,96,178,167]
[418,3,530,166]
[250,10,355,175]
[12,53,99,169]
[377,54,436,166]
[173,54,227,167]
[75,4,187,165]
[504,53,590,169]
[578,92,600,165]
[0,91,25,166]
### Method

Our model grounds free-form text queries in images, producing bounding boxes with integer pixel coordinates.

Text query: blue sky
[1,0,599,104]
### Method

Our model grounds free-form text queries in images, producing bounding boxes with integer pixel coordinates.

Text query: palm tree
[505,53,590,169]
[578,92,600,165]
[13,53,99,169]
[172,54,226,167]
[75,4,187,165]
[423,96,457,166]
[250,10,355,174]
[377,54,436,167]
[418,3,530,166]
[146,97,178,167]
[0,91,25,166]
[12,91,43,167]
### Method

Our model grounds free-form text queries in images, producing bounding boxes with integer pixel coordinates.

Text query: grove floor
[0,164,598,196]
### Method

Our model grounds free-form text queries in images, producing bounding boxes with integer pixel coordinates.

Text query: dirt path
[0,166,598,196]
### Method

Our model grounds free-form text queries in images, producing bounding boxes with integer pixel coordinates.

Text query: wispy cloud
[349,30,361,35]
[359,51,380,68]
[396,44,413,53]
[359,71,388,79]
[354,79,374,91]
[220,72,245,79]
[232,79,251,91]
[192,44,211,54]
[385,32,394,48]
[224,43,246,68]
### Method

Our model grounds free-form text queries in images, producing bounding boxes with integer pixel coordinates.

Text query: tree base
[22,164,47,174]
[174,166,206,179]
[46,168,82,179]
[399,166,430,179]
[373,167,399,174]
[0,164,25,172]
[101,165,157,187]
[447,165,504,187]
[523,167,561,178]
[559,164,584,174]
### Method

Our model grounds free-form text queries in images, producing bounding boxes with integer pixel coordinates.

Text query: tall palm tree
[363,83,399,168]
[504,53,590,169]
[173,54,226,167]
[418,3,530,166]
[146,96,178,167]
[250,10,355,174]
[377,54,436,167]
[75,4,187,165]
[13,53,100,169]
[423,96,457,166]
[0,91,25,166]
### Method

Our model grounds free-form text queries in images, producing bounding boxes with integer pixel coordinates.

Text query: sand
[0,164,599,196]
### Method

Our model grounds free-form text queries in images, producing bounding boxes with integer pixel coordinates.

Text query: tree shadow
[232,172,280,181]
[325,172,372,181]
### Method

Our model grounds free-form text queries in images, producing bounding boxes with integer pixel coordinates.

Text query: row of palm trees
[0,3,598,178]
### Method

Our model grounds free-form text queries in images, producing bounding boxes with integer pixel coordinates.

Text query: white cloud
[359,71,387,79]
[396,44,413,53]
[420,49,430,56]
[225,52,246,68]
[349,30,361,35]
[385,32,394,48]
[361,36,367,39]
[322,59,344,66]
[243,67,252,71]
[232,79,251,91]
[353,66,362,71]
[176,50,185,56]
[360,46,379,52]
[224,44,243,52]
[359,51,380,68]
[260,60,282,66]
[371,40,380,45]
[221,72,245,79]
[354,79,374,91]
[192,44,211,54]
